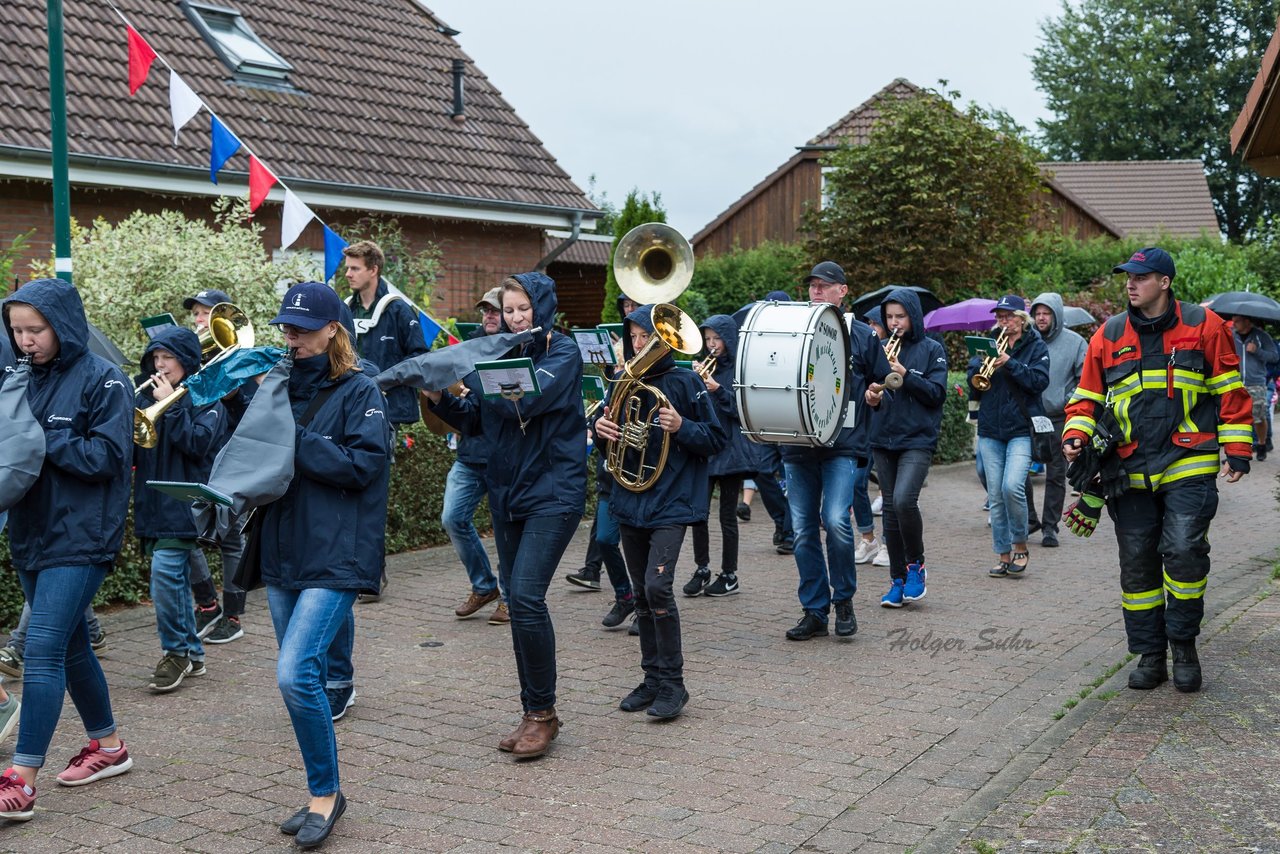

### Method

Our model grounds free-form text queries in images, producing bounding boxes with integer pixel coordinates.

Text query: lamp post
[47,0,73,285]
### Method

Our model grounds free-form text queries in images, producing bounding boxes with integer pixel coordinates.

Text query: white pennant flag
[280,189,315,250]
[168,71,203,145]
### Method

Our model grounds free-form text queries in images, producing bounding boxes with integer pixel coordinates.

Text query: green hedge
[934,371,976,465]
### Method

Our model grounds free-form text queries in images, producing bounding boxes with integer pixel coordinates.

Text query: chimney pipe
[451,59,466,123]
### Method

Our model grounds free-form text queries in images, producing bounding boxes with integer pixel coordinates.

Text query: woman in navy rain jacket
[595,305,725,719]
[132,327,225,693]
[967,295,1051,578]
[427,272,585,759]
[0,279,133,820]
[259,282,390,848]
[685,314,753,598]
[864,289,948,608]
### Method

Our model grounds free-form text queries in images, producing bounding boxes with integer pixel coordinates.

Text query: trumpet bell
[613,223,694,305]
[970,374,991,392]
[199,303,254,362]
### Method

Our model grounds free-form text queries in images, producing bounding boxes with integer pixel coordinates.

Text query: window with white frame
[182,1,293,82]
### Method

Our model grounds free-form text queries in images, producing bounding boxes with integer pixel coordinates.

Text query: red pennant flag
[248,156,278,211]
[127,26,158,95]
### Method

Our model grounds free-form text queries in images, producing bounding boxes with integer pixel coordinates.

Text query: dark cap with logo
[805,261,847,286]
[992,294,1027,313]
[182,289,232,310]
[1113,247,1175,279]
[270,282,344,331]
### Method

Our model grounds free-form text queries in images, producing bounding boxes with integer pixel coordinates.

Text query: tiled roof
[3,0,596,213]
[1037,161,1220,239]
[542,234,611,266]
[805,78,922,147]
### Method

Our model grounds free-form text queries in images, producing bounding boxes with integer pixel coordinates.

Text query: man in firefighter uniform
[1062,247,1252,693]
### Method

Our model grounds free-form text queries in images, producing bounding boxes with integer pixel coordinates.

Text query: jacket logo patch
[104,379,124,390]
[380,335,395,342]
[1112,345,1136,359]
[365,408,384,417]
[47,414,72,423]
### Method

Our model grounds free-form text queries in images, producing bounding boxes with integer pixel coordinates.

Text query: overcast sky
[430,0,1068,237]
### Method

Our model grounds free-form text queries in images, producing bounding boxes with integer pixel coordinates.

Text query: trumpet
[694,352,717,382]
[882,330,904,390]
[970,328,1010,391]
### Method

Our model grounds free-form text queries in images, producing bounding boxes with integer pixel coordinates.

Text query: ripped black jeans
[619,524,687,688]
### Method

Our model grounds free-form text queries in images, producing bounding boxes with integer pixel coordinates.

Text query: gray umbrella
[1062,306,1096,327]
[1206,291,1280,323]
[86,321,130,367]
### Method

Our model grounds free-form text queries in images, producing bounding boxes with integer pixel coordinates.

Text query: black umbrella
[1206,291,1280,323]
[86,321,130,367]
[849,285,942,321]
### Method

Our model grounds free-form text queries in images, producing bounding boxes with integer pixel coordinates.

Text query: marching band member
[260,282,390,847]
[685,314,752,598]
[0,279,133,821]
[594,305,725,719]
[425,273,585,759]
[864,289,948,608]
[132,327,225,693]
[968,295,1050,579]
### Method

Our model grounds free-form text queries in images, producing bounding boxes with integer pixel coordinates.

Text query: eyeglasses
[481,307,501,316]
[280,323,319,336]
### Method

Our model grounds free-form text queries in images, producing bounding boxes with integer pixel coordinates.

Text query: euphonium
[969,327,1010,391]
[882,330,904,390]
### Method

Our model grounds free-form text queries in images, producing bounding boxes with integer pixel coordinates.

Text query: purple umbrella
[924,298,998,332]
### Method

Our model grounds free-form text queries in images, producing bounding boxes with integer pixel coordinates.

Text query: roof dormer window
[182,1,293,83]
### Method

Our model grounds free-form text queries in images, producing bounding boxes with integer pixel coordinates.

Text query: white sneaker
[872,496,883,516]
[872,544,891,567]
[854,537,880,564]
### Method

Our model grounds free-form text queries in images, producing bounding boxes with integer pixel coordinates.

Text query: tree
[585,174,619,236]
[810,87,1045,301]
[601,189,667,322]
[1032,0,1280,241]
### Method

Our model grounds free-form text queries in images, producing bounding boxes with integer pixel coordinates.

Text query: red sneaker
[0,768,35,821]
[55,739,134,787]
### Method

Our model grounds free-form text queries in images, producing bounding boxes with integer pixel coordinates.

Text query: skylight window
[182,1,293,82]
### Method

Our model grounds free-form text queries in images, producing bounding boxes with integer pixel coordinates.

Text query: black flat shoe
[295,792,346,849]
[280,806,310,835]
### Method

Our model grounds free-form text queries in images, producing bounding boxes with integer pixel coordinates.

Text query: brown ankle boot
[498,716,530,752]
[511,708,559,759]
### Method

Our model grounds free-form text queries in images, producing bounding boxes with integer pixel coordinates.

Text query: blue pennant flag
[210,116,241,183]
[419,311,443,350]
[323,225,348,283]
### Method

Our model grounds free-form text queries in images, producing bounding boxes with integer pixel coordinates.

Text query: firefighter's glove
[1064,493,1104,538]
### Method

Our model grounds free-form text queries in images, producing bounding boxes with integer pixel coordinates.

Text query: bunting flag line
[280,189,315,250]
[209,117,241,183]
[417,311,460,349]
[248,156,277,212]
[168,70,202,144]
[127,26,157,95]
[322,225,349,283]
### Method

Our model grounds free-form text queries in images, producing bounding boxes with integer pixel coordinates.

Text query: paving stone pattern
[1,461,1276,853]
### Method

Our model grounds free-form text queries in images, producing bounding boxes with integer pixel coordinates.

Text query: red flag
[248,156,277,211]
[127,26,157,95]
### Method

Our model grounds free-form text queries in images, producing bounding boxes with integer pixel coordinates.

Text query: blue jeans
[267,586,358,797]
[784,455,858,616]
[14,565,116,768]
[595,498,632,600]
[852,459,875,536]
[979,435,1032,554]
[442,460,504,600]
[492,512,579,712]
[324,611,355,691]
[9,603,102,652]
[151,547,204,663]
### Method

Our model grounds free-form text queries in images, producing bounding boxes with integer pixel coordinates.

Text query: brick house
[3,0,605,319]
[693,78,1219,258]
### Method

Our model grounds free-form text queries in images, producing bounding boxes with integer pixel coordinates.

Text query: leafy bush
[934,371,976,465]
[330,216,442,311]
[686,242,809,318]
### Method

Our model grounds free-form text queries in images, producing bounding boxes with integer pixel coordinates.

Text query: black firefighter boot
[1127,652,1168,690]
[1170,639,1202,693]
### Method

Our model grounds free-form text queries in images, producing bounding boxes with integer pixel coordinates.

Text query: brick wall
[1,180,601,320]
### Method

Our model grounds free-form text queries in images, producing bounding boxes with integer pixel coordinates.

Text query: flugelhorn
[882,330,904,390]
[199,302,254,363]
[970,328,1010,391]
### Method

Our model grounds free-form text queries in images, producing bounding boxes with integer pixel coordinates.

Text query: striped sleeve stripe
[1068,387,1106,405]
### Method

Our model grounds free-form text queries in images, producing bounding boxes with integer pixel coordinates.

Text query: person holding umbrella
[1229,315,1277,461]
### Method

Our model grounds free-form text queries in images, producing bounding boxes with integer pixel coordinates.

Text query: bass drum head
[735,301,850,447]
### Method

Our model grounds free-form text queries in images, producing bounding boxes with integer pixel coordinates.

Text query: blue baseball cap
[992,294,1026,313]
[270,282,344,331]
[1113,247,1175,279]
[182,289,232,310]
[805,261,847,286]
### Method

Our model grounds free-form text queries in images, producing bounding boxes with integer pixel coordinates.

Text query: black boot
[1127,652,1168,690]
[1170,640,1202,693]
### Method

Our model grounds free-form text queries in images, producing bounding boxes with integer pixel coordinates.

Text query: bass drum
[735,301,850,446]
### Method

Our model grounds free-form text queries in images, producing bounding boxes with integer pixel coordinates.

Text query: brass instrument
[199,302,254,363]
[604,224,701,492]
[134,381,190,449]
[969,328,1010,391]
[694,353,718,382]
[882,330,904,390]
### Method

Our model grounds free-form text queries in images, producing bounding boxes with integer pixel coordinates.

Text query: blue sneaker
[880,578,905,608]
[903,564,927,602]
